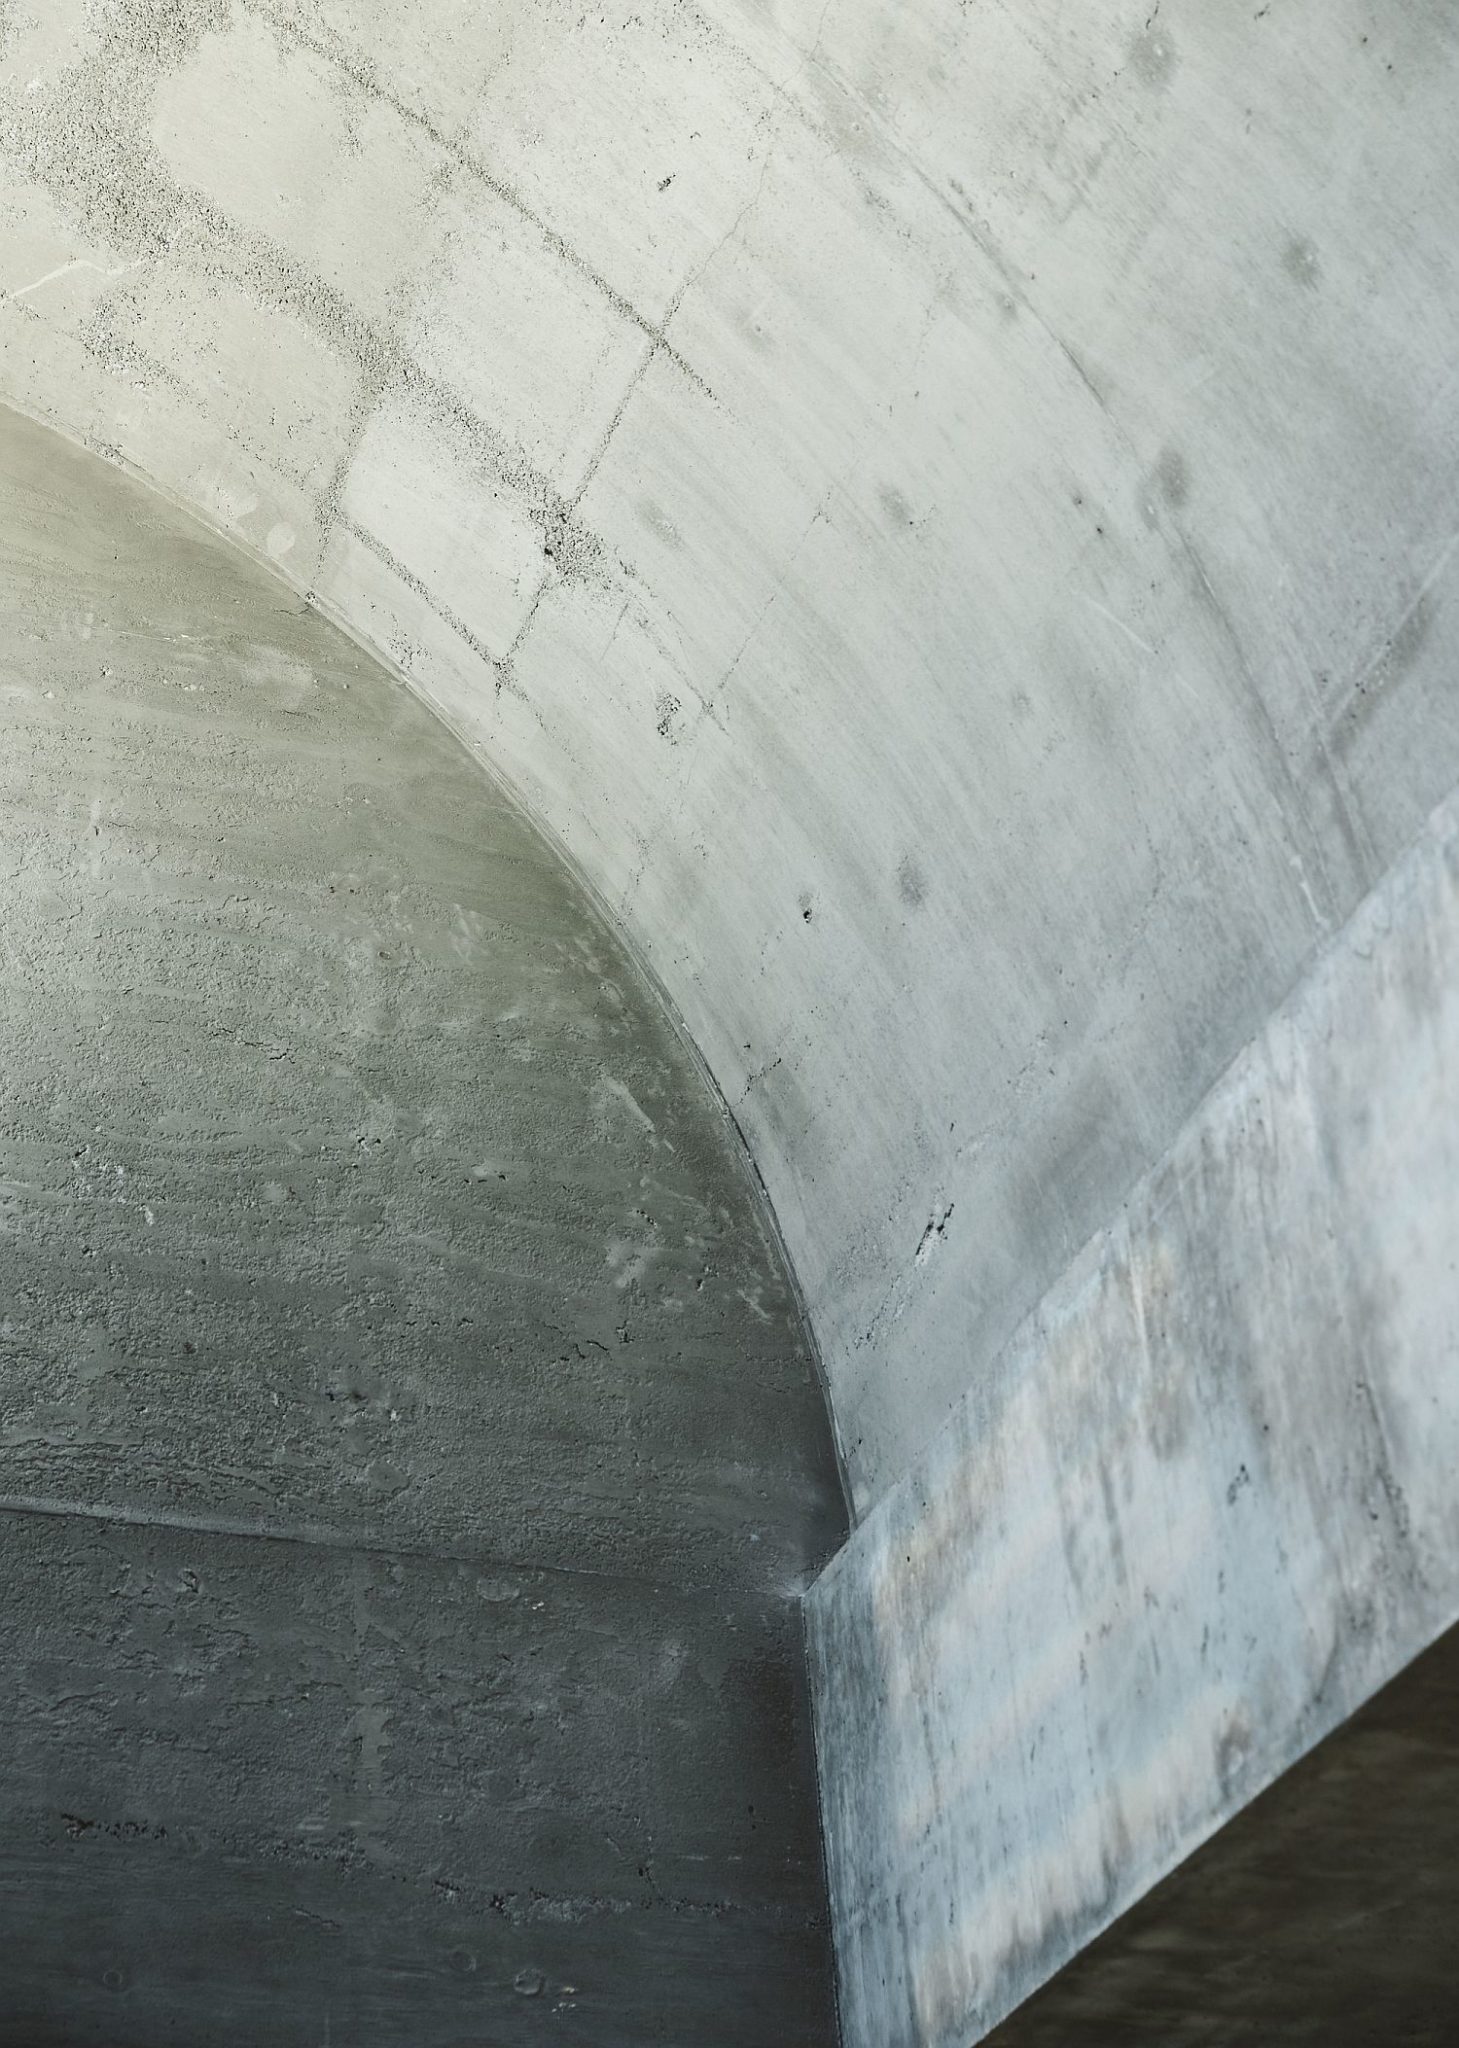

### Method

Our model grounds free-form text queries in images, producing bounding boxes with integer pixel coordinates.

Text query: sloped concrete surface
[0,403,846,2044]
[808,788,1459,2046]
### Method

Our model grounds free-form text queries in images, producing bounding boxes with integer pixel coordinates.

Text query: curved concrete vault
[2,0,1459,2042]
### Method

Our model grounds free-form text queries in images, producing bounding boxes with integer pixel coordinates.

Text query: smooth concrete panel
[4,0,1458,1521]
[0,403,844,2043]
[806,788,1459,2047]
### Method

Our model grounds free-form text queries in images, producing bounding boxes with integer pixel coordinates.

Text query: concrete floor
[0,402,845,2045]
[984,1619,1459,2047]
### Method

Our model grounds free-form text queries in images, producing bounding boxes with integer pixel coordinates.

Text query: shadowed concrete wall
[808,790,1459,2044]
[3,0,1459,2039]
[0,405,844,2043]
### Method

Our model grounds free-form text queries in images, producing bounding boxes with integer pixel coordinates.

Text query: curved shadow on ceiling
[0,401,846,2047]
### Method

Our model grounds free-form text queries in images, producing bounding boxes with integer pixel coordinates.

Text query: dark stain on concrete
[897,854,928,908]
[1156,446,1190,509]
[1332,586,1437,761]
[1390,588,1434,674]
[1129,21,1177,89]
[1283,235,1323,289]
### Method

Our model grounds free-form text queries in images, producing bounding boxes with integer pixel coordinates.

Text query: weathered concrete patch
[979,1617,1459,2045]
[807,787,1459,2047]
[4,0,1459,1540]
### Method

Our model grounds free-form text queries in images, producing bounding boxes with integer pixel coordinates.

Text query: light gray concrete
[4,0,1458,1518]
[3,3,1459,2041]
[0,403,845,2044]
[807,788,1459,2047]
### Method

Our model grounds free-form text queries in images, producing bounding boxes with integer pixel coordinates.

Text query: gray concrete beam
[808,788,1459,2045]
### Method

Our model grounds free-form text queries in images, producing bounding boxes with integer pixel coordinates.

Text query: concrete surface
[981,1616,1459,2048]
[0,402,846,2044]
[4,0,1459,1520]
[3,2,1459,2041]
[807,787,1459,2047]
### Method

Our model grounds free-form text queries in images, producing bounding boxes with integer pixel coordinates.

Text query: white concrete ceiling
[3,0,1458,1513]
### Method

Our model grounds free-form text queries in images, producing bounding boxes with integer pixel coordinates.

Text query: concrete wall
[808,788,1459,2046]
[5,0,1459,1522]
[0,403,844,2043]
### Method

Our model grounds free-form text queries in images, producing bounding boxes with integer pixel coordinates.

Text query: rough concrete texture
[0,403,846,2043]
[980,1617,1459,2047]
[3,0,1458,1519]
[807,786,1459,2047]
[4,4,1459,2039]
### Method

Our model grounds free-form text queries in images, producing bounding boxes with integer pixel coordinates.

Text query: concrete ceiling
[3,1,1458,1521]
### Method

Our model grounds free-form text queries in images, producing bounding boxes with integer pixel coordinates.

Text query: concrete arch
[4,1,1459,2041]
[4,1,1458,1515]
